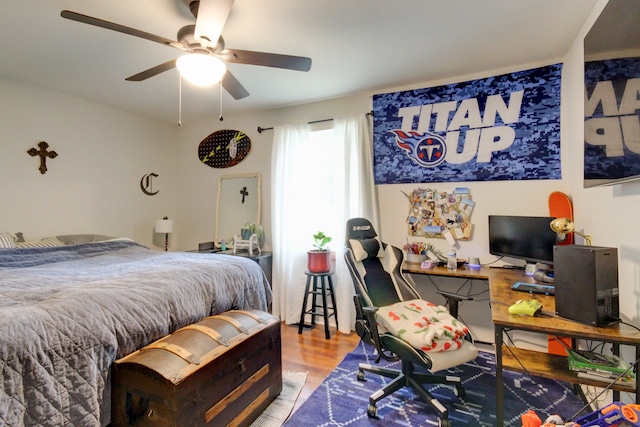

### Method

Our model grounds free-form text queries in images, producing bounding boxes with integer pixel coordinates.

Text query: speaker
[554,245,619,327]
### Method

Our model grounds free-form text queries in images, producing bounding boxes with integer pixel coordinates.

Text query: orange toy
[523,409,543,427]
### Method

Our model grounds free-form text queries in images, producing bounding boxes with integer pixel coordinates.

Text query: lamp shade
[176,53,226,86]
[155,219,174,234]
[549,217,574,234]
[549,217,592,246]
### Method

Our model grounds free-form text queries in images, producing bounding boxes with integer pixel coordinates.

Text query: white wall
[0,77,178,249]
[174,96,372,252]
[176,0,640,342]
[176,63,576,252]
[3,0,638,335]
[172,65,566,345]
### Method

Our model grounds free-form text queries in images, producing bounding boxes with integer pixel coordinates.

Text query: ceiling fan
[60,0,312,100]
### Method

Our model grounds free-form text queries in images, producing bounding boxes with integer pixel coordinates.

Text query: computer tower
[554,245,619,327]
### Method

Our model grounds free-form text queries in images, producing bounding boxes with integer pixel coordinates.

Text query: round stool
[297,270,338,339]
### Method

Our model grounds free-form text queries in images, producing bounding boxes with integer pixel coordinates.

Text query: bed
[0,235,272,426]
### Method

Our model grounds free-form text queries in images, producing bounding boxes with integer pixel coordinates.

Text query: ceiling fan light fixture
[176,53,226,86]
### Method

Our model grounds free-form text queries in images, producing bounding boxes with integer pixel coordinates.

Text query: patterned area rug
[284,341,587,426]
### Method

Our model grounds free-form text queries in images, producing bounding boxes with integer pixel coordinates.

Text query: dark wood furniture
[193,248,273,287]
[223,250,272,287]
[403,264,640,427]
[297,270,338,339]
[112,310,281,427]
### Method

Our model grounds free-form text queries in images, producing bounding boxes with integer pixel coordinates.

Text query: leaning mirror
[215,172,262,248]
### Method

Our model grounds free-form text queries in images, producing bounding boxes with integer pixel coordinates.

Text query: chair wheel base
[439,418,451,427]
[367,404,378,419]
[357,369,366,381]
[454,384,465,398]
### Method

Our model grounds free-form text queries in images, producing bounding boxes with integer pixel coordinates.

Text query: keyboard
[511,281,555,296]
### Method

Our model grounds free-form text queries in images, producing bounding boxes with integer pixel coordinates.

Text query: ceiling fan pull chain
[219,80,224,121]
[178,75,183,127]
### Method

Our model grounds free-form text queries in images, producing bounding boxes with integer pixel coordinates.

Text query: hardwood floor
[280,322,361,413]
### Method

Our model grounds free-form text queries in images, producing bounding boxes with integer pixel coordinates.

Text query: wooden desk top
[403,263,491,279]
[488,268,640,344]
[403,263,640,345]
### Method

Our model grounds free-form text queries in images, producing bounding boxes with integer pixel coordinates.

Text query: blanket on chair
[376,299,470,352]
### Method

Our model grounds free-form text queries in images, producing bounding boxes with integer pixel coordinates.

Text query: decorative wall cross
[240,186,249,203]
[28,141,58,174]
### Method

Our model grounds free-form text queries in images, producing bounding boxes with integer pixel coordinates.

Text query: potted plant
[308,231,332,273]
[241,222,264,242]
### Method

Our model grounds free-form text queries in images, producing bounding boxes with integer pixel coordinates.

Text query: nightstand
[219,250,272,287]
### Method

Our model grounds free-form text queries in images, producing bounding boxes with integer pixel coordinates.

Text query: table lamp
[549,217,592,246]
[155,217,174,251]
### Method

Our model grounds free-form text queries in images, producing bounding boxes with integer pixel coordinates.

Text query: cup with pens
[403,240,429,264]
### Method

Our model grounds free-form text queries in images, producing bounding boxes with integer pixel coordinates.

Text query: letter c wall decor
[140,173,159,195]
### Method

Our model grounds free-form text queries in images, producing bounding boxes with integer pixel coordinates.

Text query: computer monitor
[488,215,557,268]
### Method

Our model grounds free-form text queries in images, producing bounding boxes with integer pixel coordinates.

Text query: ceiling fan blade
[221,70,249,100]
[125,59,177,81]
[61,10,184,50]
[221,49,312,72]
[194,0,234,49]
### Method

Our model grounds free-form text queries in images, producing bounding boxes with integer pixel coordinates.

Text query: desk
[403,263,491,280]
[489,269,640,427]
[403,263,492,335]
[403,264,640,426]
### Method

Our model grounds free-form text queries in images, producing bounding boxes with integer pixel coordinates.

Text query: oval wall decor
[198,129,251,169]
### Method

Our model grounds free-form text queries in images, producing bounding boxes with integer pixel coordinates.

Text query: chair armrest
[436,290,473,302]
[435,290,473,319]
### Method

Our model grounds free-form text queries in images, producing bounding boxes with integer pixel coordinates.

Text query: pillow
[0,232,16,248]
[349,237,382,262]
[376,299,470,353]
[56,234,117,245]
[16,237,64,248]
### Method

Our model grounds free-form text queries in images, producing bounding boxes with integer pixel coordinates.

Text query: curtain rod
[257,111,373,134]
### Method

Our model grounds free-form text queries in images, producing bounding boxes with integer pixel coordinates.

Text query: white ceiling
[0,0,599,125]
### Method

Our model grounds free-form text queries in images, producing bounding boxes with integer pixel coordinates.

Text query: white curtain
[270,114,379,334]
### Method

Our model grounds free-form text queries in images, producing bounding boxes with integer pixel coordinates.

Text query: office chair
[344,218,478,427]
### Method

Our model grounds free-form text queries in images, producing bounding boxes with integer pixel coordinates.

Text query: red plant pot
[308,250,331,273]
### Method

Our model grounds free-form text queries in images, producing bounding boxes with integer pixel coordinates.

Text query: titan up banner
[372,63,562,184]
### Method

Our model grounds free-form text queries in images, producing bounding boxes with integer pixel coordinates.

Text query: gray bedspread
[0,240,272,426]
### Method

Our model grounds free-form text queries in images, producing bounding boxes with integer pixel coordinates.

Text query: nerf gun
[572,401,640,427]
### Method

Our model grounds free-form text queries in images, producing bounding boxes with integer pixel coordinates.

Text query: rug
[251,371,308,427]
[284,341,587,426]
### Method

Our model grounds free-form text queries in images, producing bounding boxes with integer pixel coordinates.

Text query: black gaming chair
[344,218,478,427]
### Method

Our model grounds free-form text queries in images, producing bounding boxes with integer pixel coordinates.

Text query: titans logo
[390,130,447,168]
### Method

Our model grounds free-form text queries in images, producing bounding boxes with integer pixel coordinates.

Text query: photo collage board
[405,187,474,240]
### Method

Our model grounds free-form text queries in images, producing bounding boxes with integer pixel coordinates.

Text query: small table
[222,250,272,287]
[297,270,338,339]
[190,248,273,288]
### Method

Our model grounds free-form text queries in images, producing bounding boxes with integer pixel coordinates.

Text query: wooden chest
[111,310,281,427]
